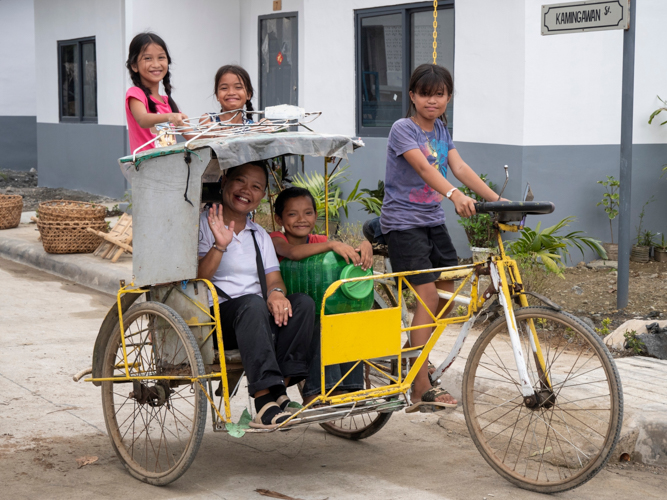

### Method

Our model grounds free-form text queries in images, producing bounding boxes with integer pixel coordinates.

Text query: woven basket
[0,194,23,230]
[37,219,108,254]
[38,200,107,222]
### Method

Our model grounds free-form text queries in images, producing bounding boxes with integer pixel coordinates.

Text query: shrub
[505,216,607,276]
[596,176,619,244]
[595,318,612,337]
[291,166,382,219]
[623,330,644,355]
[457,174,498,248]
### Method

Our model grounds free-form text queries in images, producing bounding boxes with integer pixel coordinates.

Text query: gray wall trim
[458,141,667,260]
[36,122,127,199]
[0,116,37,171]
[314,138,667,261]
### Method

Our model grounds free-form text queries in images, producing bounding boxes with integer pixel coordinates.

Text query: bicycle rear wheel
[101,302,207,485]
[462,307,622,493]
[319,363,394,440]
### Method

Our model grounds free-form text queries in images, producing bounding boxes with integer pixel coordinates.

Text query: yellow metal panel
[321,307,402,366]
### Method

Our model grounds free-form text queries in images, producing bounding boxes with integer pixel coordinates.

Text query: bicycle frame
[86,221,553,431]
[301,221,552,413]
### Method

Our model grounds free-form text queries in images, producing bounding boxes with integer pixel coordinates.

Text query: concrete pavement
[0,216,131,295]
[1,216,666,470]
[1,258,666,499]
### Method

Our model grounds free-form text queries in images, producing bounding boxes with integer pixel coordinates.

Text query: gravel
[0,169,120,212]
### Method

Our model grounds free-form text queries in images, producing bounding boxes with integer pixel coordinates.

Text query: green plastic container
[280,251,374,315]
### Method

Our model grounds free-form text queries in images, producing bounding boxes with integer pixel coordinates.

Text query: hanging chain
[432,0,438,64]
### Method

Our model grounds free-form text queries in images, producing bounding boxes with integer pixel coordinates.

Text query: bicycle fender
[519,291,562,311]
[91,292,143,386]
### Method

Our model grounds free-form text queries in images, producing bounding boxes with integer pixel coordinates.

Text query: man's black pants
[211,293,314,396]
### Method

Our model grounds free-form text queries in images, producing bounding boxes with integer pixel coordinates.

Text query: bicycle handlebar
[474,201,555,215]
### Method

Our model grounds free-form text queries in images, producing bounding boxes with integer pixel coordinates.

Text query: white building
[1,0,665,255]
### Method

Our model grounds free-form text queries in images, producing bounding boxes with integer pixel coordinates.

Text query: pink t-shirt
[269,231,328,262]
[125,87,173,153]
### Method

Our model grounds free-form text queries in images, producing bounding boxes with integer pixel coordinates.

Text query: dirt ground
[0,169,120,212]
[537,261,667,330]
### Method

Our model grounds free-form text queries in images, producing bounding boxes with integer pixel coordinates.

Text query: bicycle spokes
[464,307,621,491]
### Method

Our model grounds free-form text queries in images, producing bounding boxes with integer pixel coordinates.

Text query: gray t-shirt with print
[380,118,456,234]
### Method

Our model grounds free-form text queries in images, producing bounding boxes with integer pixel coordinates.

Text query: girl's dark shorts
[385,224,459,285]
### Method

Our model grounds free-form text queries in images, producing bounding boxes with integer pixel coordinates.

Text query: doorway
[258,12,298,109]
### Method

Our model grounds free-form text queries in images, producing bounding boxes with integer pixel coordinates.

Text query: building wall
[126,0,241,120]
[25,0,667,252]
[240,0,304,112]
[34,0,242,198]
[0,0,37,171]
[297,0,667,258]
[34,0,127,197]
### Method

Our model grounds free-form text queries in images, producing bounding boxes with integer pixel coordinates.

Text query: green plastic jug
[280,251,374,315]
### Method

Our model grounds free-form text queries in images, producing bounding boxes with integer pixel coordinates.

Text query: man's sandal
[405,387,457,414]
[248,402,294,429]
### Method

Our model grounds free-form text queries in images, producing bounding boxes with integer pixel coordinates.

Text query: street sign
[542,1,629,35]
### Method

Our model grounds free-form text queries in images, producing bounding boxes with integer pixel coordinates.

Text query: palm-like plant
[505,216,607,275]
[291,166,382,218]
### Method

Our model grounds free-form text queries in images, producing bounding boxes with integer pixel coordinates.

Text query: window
[356,2,454,137]
[58,37,97,122]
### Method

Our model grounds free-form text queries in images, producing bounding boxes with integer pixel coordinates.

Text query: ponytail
[162,71,180,113]
[245,98,254,121]
[128,71,157,113]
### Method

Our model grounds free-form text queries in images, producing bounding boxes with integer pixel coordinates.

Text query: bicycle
[78,130,622,493]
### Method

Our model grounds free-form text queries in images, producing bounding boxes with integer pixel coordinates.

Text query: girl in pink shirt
[125,32,188,154]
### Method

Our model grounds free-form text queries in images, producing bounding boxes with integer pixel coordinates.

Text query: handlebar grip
[475,201,555,215]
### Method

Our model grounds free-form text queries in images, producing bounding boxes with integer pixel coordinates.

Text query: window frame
[58,36,97,123]
[355,1,454,137]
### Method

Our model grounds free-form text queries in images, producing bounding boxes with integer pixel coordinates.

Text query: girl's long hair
[213,65,255,121]
[126,32,180,113]
[406,64,453,126]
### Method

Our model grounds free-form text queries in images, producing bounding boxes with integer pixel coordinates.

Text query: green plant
[123,191,133,210]
[457,174,498,248]
[456,305,467,316]
[596,176,620,244]
[647,97,667,177]
[648,95,667,126]
[505,216,607,275]
[655,233,667,251]
[595,318,612,337]
[291,165,382,219]
[640,230,656,248]
[459,213,497,248]
[623,330,644,355]
[360,180,384,215]
[634,196,655,246]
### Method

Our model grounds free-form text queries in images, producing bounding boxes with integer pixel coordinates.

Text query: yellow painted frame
[86,220,552,431]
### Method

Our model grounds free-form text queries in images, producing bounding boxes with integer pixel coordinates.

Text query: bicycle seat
[475,201,555,222]
[363,218,389,256]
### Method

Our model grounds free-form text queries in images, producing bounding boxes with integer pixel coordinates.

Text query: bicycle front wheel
[462,307,622,493]
[101,302,207,486]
